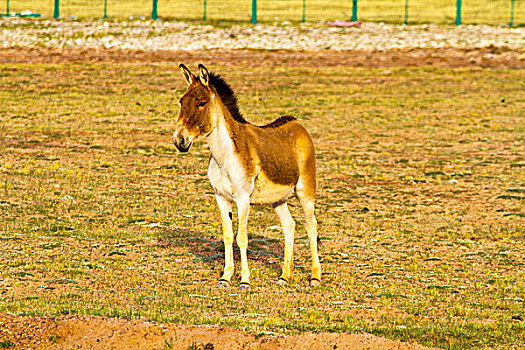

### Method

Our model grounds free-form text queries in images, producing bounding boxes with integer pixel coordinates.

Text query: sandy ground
[0,313,438,350]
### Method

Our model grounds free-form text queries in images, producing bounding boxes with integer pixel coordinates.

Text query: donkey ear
[198,64,209,87]
[179,63,194,86]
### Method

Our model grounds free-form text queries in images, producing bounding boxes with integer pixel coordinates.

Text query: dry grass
[0,55,524,349]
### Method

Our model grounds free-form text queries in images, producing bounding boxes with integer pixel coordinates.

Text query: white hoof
[277,278,289,287]
[217,280,230,288]
[310,278,321,287]
[239,282,251,290]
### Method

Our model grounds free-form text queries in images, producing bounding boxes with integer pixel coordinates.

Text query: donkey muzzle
[172,129,192,153]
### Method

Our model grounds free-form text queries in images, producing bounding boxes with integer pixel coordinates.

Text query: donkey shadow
[156,226,293,273]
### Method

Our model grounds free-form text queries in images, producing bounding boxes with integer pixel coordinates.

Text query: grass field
[5,0,524,25]
[0,53,524,349]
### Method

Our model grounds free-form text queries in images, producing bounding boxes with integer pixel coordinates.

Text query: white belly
[250,171,295,205]
[208,157,294,205]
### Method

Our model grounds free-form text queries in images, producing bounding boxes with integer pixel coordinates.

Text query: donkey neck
[206,97,247,168]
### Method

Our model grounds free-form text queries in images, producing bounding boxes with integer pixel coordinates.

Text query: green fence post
[404,0,408,25]
[302,0,306,22]
[251,0,257,24]
[6,0,9,16]
[509,0,515,27]
[152,0,158,20]
[203,0,207,21]
[104,0,107,19]
[455,0,461,25]
[54,0,59,19]
[351,0,357,22]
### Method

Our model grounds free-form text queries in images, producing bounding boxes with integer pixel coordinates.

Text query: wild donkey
[173,64,321,289]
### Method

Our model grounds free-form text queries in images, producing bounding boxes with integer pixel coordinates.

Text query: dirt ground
[0,46,524,68]
[0,313,438,350]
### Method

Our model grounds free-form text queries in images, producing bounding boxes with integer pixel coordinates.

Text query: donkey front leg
[215,194,234,287]
[236,196,251,289]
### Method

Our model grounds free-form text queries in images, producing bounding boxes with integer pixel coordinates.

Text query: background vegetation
[4,0,525,25]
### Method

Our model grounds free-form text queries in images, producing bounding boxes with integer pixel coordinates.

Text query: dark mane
[209,72,248,124]
[262,115,297,128]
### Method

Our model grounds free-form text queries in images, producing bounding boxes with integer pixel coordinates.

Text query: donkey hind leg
[236,195,251,290]
[296,186,321,286]
[273,201,295,286]
[215,194,234,288]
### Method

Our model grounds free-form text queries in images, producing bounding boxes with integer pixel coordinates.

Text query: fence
[2,1,523,26]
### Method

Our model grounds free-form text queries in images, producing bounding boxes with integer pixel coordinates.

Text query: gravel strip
[1,18,524,52]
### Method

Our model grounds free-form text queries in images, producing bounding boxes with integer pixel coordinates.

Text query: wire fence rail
[2,1,523,26]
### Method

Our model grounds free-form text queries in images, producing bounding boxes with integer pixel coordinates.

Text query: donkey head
[172,63,214,153]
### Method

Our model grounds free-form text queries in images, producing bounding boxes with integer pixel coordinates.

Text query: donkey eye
[197,101,207,107]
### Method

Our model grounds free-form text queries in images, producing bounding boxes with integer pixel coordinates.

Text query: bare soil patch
[0,313,437,350]
[1,46,524,68]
